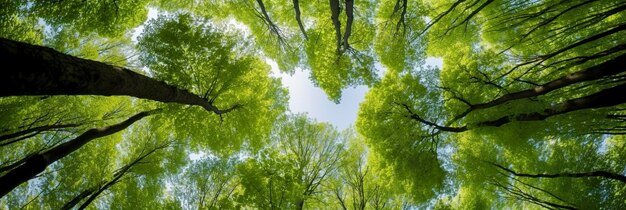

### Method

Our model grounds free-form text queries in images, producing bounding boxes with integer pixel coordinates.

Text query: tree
[3,0,626,208]
[159,153,241,210]
[1,8,286,205]
[327,131,414,210]
[61,139,173,210]
[0,38,237,115]
[236,114,344,209]
[357,0,626,208]
[0,109,158,197]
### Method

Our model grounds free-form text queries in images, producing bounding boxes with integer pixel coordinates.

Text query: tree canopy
[1,0,625,209]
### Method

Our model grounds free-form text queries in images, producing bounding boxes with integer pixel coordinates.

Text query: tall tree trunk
[492,163,626,183]
[0,110,157,198]
[292,0,308,39]
[342,0,354,50]
[61,185,99,210]
[452,53,626,122]
[0,123,81,146]
[0,38,236,115]
[329,0,342,53]
[256,0,284,43]
[403,82,626,132]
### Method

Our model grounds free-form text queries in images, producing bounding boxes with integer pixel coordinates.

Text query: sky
[269,58,443,131]
[268,61,369,130]
[133,8,444,131]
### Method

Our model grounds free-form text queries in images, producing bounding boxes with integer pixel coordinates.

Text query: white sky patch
[267,57,444,131]
[425,57,443,68]
[188,151,206,161]
[131,8,159,42]
[268,59,368,130]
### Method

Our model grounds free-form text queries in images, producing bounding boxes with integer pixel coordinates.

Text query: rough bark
[0,110,156,198]
[0,38,237,115]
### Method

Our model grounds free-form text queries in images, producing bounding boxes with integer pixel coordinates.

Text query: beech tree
[2,0,626,208]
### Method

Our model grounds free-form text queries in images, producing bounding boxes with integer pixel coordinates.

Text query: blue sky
[270,58,443,131]
[134,9,443,131]
[269,61,368,130]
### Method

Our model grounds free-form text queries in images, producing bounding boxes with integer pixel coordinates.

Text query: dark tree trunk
[0,110,156,198]
[0,123,81,146]
[292,0,308,39]
[342,0,354,50]
[452,53,626,121]
[404,82,626,132]
[329,0,342,52]
[0,38,235,114]
[493,163,626,184]
[61,185,99,210]
[256,0,284,43]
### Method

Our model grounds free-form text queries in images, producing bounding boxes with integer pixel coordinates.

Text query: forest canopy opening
[1,0,625,209]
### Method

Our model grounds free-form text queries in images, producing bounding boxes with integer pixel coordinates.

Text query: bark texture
[0,38,235,114]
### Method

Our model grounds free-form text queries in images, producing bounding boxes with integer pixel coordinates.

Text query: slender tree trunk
[452,53,626,121]
[421,0,466,35]
[292,0,308,39]
[76,173,124,210]
[404,82,626,132]
[0,38,236,114]
[296,200,304,210]
[0,123,81,146]
[394,0,408,33]
[329,0,342,52]
[61,185,99,210]
[0,110,157,198]
[342,0,354,50]
[493,163,626,183]
[256,0,284,43]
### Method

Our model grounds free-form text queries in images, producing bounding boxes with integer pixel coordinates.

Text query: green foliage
[138,13,288,155]
[29,0,149,37]
[2,0,626,209]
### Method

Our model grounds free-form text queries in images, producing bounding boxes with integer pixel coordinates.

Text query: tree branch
[451,53,626,123]
[292,0,308,39]
[492,163,626,184]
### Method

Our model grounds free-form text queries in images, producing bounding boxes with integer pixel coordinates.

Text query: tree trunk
[329,0,342,53]
[292,0,308,39]
[0,38,235,114]
[492,163,626,183]
[295,200,304,210]
[0,123,81,146]
[342,0,354,50]
[61,185,99,210]
[453,53,626,121]
[0,110,156,198]
[405,82,626,132]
